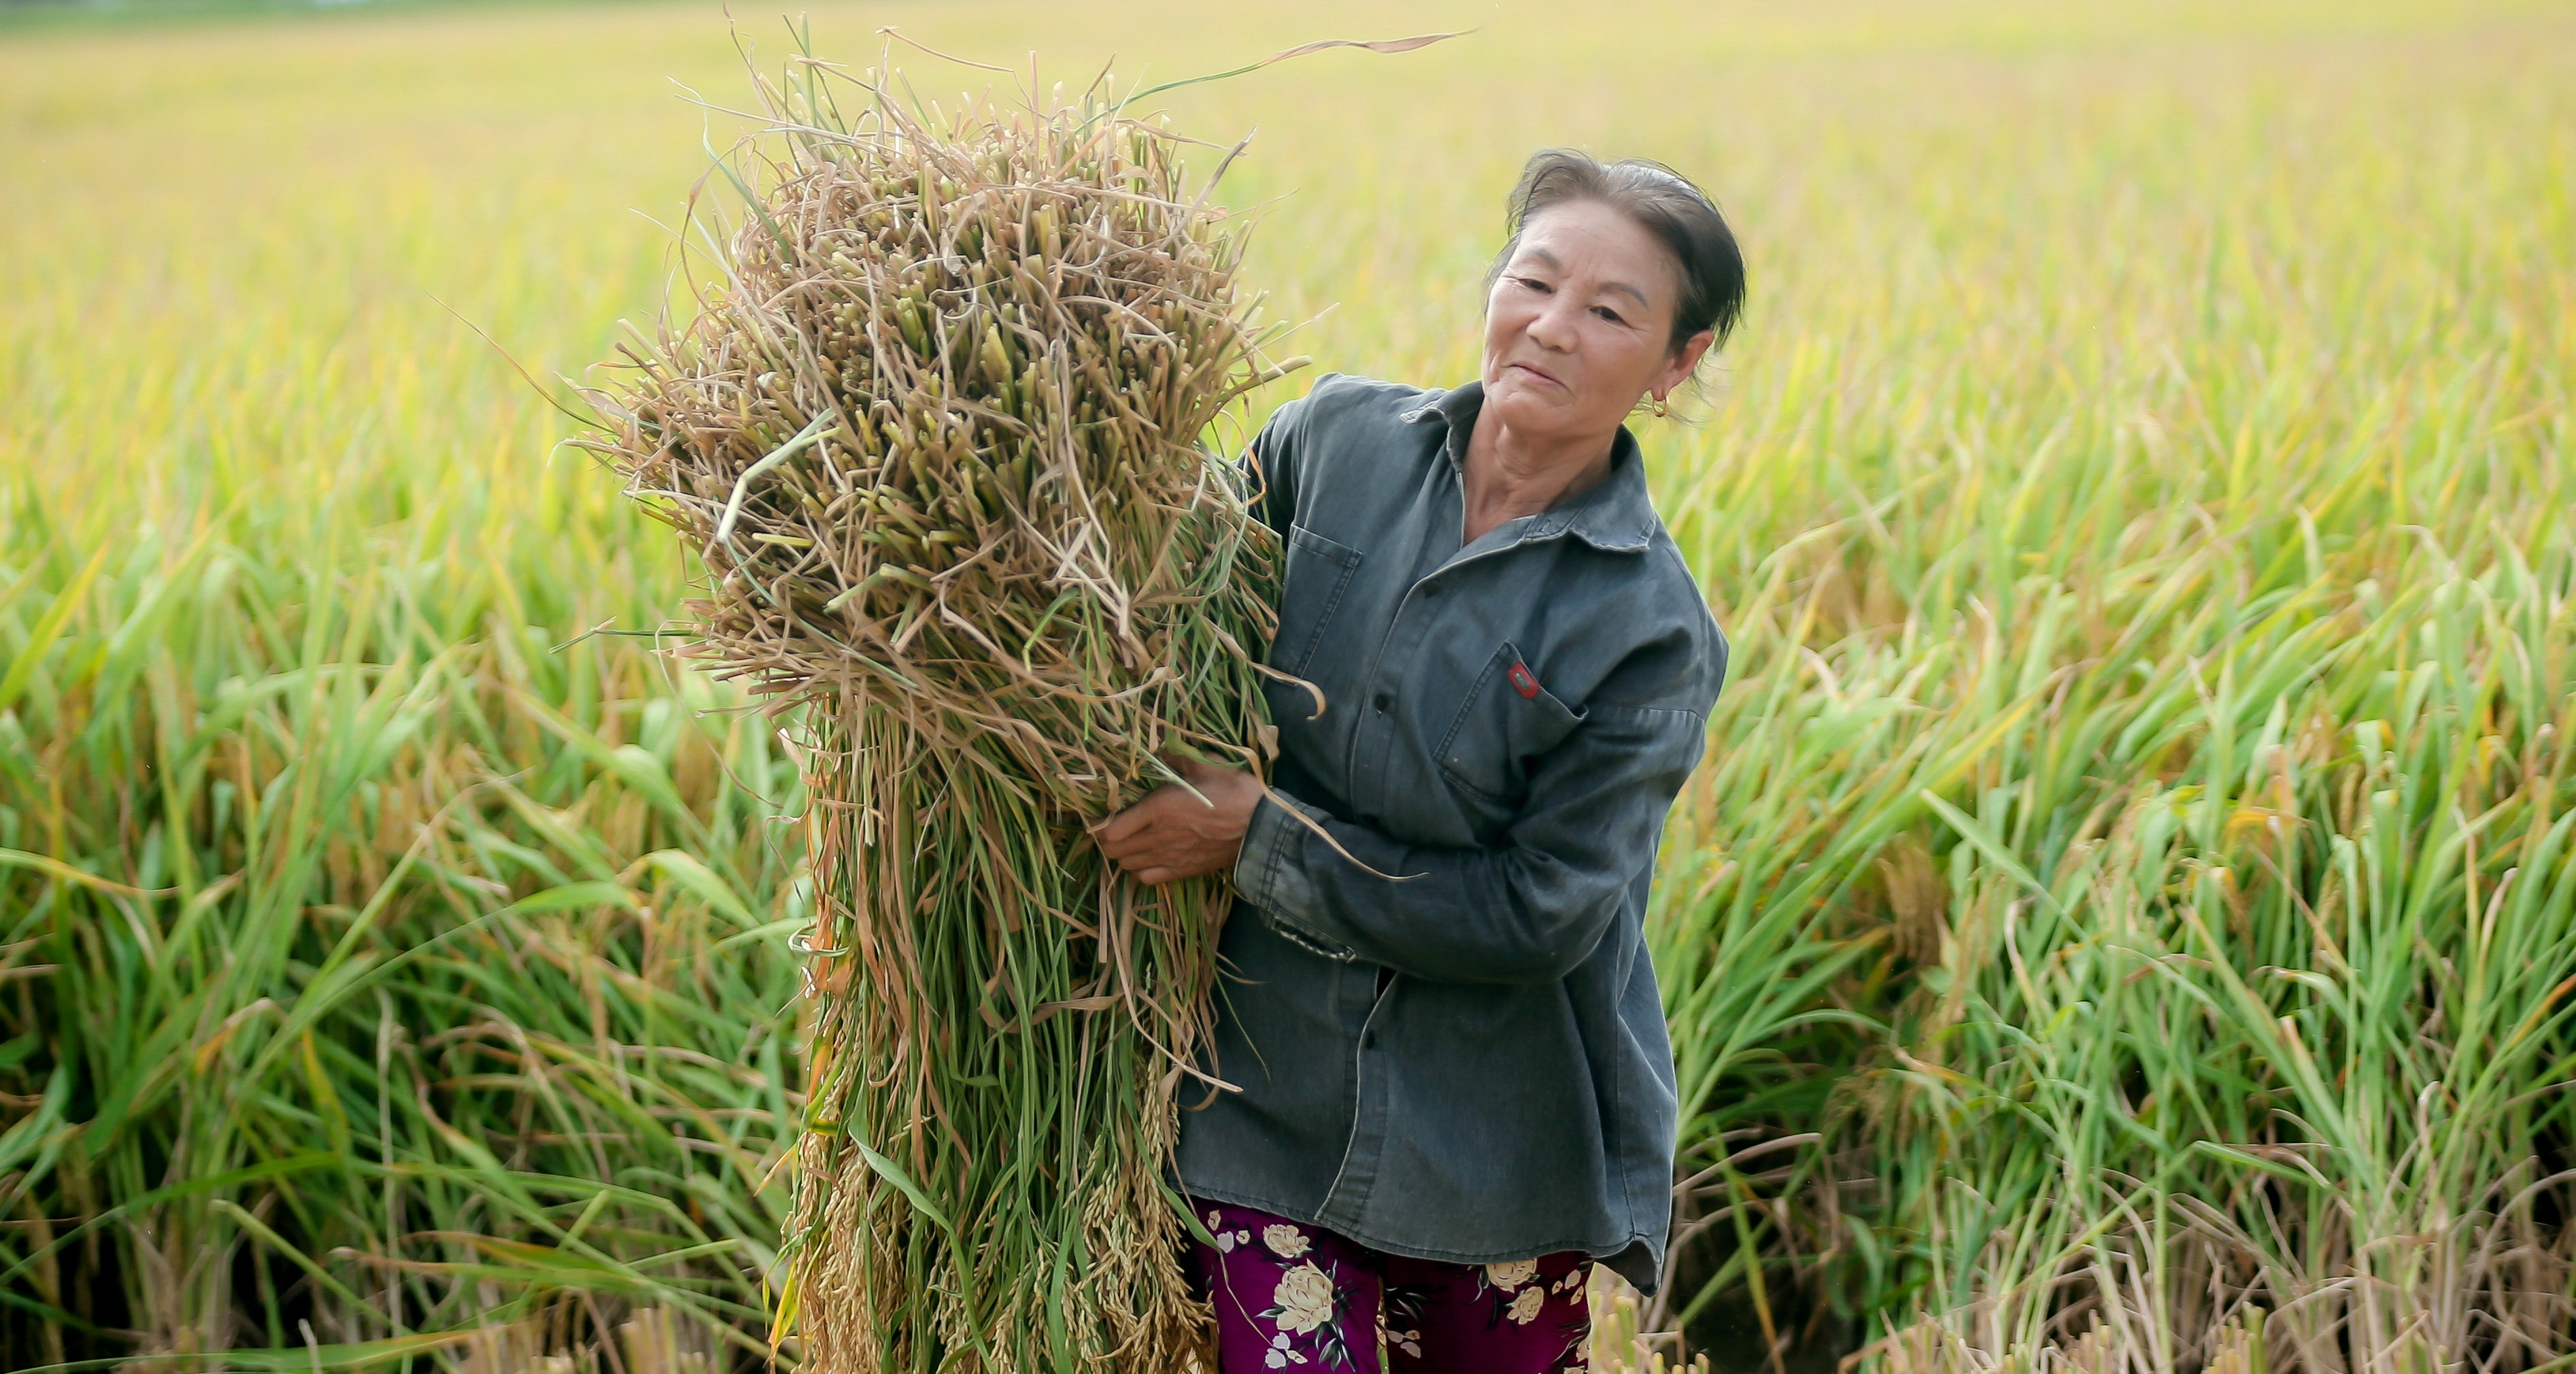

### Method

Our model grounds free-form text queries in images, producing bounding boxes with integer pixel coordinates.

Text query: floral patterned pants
[1187,1199,1594,1373]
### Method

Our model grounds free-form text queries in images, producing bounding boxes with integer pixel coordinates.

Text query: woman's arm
[1097,701,1707,986]
[1236,702,1707,985]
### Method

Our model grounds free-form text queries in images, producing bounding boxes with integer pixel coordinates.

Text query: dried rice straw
[578,35,1317,1374]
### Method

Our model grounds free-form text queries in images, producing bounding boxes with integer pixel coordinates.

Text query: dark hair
[1492,149,1746,356]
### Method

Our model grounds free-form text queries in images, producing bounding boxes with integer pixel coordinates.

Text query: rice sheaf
[581,49,1304,1374]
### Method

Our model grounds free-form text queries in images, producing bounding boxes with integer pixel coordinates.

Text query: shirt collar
[1398,381,1660,554]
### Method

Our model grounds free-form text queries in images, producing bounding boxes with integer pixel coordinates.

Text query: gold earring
[1646,393,1671,419]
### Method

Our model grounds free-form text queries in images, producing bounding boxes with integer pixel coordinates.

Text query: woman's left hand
[1096,759,1263,886]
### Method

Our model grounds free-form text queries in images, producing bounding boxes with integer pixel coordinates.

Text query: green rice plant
[0,490,810,1367]
[1831,510,2576,1374]
[1615,10,2573,1365]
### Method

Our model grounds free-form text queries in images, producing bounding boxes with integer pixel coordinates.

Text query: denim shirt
[1174,374,1728,1293]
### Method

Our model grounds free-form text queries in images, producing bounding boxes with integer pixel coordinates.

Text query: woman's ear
[1657,330,1718,398]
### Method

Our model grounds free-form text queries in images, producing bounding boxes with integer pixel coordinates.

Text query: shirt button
[1422,583,1440,597]
[1373,692,1393,713]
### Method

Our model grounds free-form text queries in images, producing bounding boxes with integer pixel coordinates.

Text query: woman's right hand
[1095,761,1263,887]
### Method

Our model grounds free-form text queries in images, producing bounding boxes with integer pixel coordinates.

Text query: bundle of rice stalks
[579,43,1309,1374]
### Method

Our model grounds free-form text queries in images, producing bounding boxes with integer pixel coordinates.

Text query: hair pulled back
[1495,149,1746,356]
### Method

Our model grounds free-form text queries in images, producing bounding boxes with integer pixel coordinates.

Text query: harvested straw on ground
[579,48,1302,1374]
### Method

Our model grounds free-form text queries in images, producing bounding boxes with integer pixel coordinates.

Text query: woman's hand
[1096,759,1263,886]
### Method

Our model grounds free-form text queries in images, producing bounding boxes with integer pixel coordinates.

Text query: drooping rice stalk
[580,42,1298,1374]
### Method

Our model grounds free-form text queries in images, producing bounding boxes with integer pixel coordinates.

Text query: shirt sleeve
[1239,383,1321,537]
[1231,698,1710,986]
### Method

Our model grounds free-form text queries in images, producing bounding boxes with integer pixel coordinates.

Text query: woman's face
[1480,199,1713,446]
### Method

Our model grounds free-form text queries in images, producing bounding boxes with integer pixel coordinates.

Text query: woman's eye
[1516,275,1552,294]
[1594,306,1627,324]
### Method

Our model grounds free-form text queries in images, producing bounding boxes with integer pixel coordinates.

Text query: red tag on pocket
[1507,660,1542,700]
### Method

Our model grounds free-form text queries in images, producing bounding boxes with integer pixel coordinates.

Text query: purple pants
[1187,1199,1594,1373]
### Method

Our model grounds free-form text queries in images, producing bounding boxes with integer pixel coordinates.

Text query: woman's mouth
[1507,360,1565,388]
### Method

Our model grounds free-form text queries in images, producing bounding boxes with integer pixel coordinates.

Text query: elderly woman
[1098,149,1743,1373]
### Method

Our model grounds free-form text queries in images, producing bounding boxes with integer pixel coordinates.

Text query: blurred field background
[3,0,2573,1370]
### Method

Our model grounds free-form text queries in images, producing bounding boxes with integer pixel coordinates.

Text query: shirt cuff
[1232,791,1351,961]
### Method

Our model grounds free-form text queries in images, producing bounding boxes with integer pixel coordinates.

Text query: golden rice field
[2,0,2571,1370]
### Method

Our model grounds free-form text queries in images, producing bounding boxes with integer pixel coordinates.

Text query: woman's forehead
[1514,202,1678,301]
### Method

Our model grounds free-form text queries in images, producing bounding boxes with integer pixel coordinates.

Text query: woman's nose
[1526,298,1581,351]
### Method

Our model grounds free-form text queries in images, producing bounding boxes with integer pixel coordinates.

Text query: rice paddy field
[3,0,2572,1370]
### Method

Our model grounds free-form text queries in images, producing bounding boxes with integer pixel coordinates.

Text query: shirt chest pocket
[1435,640,1588,810]
[1270,523,1364,679]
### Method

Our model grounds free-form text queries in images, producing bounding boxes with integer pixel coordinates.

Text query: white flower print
[1506,1285,1546,1325]
[1263,1223,1312,1259]
[1264,1332,1308,1368]
[1271,1261,1336,1335]
[1486,1258,1539,1291]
